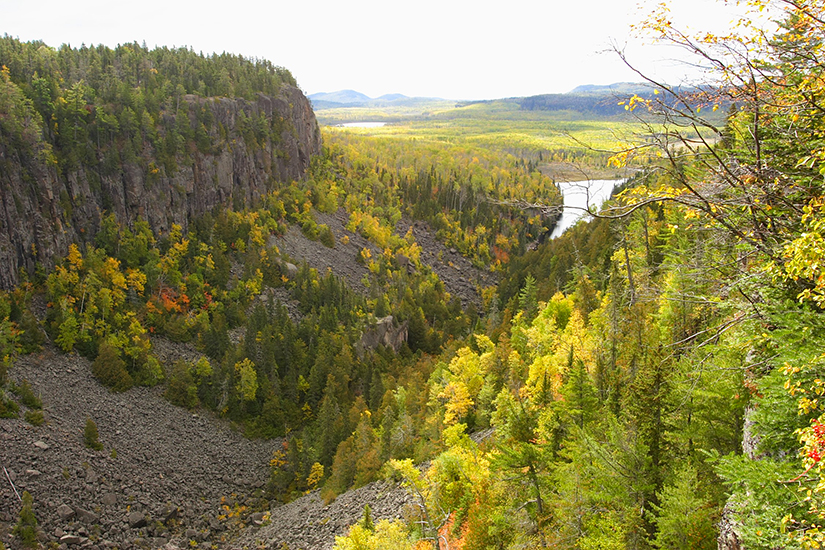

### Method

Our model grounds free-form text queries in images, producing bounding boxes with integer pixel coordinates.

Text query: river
[548,179,623,239]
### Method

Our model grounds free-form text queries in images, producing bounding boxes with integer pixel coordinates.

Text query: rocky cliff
[0,85,321,289]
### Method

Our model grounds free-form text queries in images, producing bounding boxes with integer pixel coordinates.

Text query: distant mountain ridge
[517,82,717,116]
[310,83,718,119]
[309,90,375,104]
[308,90,447,109]
[310,84,657,115]
[567,82,656,95]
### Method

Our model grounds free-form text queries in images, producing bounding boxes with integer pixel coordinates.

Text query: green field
[316,99,653,180]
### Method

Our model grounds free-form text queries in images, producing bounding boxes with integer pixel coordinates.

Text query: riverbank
[549,178,623,239]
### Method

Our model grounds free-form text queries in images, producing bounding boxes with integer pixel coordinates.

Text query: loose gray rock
[2,346,277,547]
[231,479,414,550]
[162,506,179,524]
[59,534,82,545]
[74,507,99,524]
[56,504,75,521]
[357,315,408,356]
[128,511,148,529]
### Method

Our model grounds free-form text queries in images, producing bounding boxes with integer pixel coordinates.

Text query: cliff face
[0,85,321,289]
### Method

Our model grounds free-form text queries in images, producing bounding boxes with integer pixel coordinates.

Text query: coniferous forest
[3,0,825,548]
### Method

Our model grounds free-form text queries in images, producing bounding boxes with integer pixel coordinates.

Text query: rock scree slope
[273,209,496,311]
[0,343,417,550]
[0,345,276,549]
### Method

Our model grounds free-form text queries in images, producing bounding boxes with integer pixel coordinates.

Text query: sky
[1,0,764,100]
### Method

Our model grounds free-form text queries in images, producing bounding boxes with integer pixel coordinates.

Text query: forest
[3,0,825,548]
[0,36,297,173]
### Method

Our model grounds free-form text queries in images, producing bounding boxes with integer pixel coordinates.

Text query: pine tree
[84,417,103,450]
[13,491,38,549]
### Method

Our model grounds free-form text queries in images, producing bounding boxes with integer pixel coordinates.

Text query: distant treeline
[517,93,636,115]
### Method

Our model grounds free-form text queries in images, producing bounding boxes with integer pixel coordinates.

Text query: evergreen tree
[84,417,103,450]
[13,491,38,549]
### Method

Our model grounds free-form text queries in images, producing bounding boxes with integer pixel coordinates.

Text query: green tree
[235,358,259,402]
[91,343,134,392]
[84,417,103,450]
[651,465,717,550]
[165,360,199,409]
[490,389,550,546]
[518,274,538,322]
[0,294,19,384]
[559,359,598,430]
[13,491,38,549]
[55,312,79,353]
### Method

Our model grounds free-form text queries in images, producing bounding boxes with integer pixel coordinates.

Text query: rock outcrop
[0,85,321,289]
[358,315,409,355]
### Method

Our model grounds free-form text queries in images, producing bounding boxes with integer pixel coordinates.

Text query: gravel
[0,346,276,549]
[230,481,414,550]
[0,344,416,550]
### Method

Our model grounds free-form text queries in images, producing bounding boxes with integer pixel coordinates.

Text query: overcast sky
[1,0,764,100]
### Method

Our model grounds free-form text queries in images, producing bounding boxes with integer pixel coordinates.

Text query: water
[549,179,623,239]
[335,121,387,128]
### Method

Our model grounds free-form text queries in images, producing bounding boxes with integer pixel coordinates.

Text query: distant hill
[516,93,631,116]
[515,82,719,116]
[309,90,372,104]
[310,83,721,121]
[513,82,655,115]
[377,93,408,101]
[310,84,656,115]
[309,90,442,109]
[568,82,655,95]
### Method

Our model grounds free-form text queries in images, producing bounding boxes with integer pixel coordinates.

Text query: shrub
[163,315,192,343]
[24,409,44,426]
[12,379,41,409]
[133,355,163,387]
[165,361,199,409]
[18,310,44,354]
[91,343,133,392]
[84,417,103,450]
[319,225,336,248]
[301,219,319,240]
[0,391,19,418]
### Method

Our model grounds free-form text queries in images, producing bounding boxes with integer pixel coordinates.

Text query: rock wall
[357,315,409,356]
[0,85,321,289]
